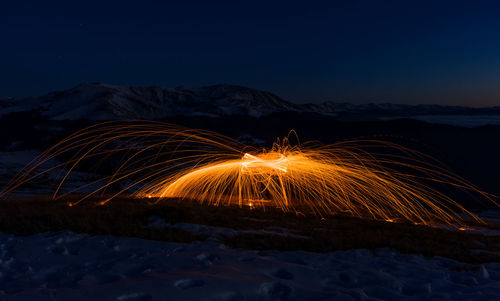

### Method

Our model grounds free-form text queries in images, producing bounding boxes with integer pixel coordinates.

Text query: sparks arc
[1,120,497,227]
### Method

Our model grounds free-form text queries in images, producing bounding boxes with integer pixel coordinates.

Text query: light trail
[1,120,497,227]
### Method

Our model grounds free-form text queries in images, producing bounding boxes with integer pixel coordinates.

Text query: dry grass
[1,196,499,263]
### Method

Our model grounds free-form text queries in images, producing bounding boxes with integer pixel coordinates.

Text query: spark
[241,153,288,172]
[1,120,498,228]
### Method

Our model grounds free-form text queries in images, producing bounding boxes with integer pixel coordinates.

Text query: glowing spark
[1,120,498,228]
[241,153,288,172]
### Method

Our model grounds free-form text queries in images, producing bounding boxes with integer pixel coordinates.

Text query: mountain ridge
[2,83,500,124]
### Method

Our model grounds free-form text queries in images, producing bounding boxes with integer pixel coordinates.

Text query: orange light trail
[1,120,497,227]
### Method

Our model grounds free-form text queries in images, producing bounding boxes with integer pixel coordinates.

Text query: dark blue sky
[1,1,500,106]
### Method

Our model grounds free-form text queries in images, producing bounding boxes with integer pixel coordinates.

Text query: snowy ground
[2,151,500,300]
[1,230,500,301]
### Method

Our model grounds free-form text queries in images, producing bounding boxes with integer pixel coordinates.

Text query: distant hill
[1,83,500,126]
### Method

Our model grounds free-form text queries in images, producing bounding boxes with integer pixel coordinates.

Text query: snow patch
[1,231,500,300]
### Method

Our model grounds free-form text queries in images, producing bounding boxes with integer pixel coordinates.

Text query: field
[2,196,500,264]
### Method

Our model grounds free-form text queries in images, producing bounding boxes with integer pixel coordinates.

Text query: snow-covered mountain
[0,83,303,120]
[1,83,500,125]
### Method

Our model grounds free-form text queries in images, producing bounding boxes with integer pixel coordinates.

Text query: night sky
[1,1,500,106]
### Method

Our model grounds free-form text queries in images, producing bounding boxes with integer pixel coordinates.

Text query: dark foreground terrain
[1,196,500,264]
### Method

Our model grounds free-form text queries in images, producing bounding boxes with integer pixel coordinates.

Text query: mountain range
[2,83,500,126]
